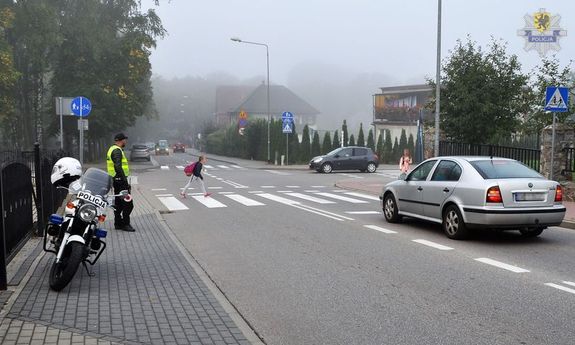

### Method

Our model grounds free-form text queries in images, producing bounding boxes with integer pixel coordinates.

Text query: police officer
[107,133,135,232]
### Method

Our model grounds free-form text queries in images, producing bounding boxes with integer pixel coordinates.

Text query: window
[336,148,352,157]
[353,148,368,156]
[407,160,437,181]
[470,160,542,179]
[431,160,462,182]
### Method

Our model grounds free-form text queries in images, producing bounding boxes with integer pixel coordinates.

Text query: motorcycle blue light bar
[95,229,107,238]
[49,214,64,225]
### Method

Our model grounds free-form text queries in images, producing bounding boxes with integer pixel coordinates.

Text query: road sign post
[545,86,569,180]
[71,96,92,164]
[282,112,294,165]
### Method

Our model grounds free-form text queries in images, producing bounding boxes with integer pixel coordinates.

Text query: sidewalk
[0,183,261,345]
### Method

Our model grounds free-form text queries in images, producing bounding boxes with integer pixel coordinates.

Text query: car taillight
[373,154,379,160]
[486,186,502,203]
[555,185,563,202]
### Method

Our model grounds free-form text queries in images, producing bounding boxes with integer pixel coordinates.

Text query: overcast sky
[142,0,573,86]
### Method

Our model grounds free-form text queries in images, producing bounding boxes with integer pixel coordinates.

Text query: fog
[139,0,574,133]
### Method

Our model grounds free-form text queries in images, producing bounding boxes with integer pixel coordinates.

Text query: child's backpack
[184,162,197,177]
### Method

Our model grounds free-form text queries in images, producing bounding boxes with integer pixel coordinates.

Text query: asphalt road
[133,152,575,345]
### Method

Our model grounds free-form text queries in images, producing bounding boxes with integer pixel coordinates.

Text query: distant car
[144,142,156,152]
[129,144,151,161]
[309,146,379,173]
[380,156,566,240]
[173,142,186,153]
[155,140,169,155]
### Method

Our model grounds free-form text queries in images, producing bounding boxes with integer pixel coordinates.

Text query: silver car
[129,144,151,161]
[380,156,566,239]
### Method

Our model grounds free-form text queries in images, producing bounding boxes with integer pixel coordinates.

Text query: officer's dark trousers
[113,178,134,227]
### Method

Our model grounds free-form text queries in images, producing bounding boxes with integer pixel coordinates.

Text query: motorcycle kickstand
[82,261,95,277]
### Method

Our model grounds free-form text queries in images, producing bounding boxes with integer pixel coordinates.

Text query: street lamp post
[434,0,442,157]
[231,37,271,163]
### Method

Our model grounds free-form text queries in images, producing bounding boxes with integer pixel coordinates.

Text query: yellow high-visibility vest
[106,145,130,177]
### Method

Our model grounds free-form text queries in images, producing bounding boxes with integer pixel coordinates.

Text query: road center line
[474,258,529,273]
[412,239,454,251]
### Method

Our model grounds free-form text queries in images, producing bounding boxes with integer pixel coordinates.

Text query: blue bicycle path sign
[71,96,92,117]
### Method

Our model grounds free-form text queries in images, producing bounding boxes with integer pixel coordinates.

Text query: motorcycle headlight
[78,204,97,222]
[313,157,323,163]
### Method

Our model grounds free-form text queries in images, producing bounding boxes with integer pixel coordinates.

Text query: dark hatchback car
[309,146,379,173]
[173,142,186,153]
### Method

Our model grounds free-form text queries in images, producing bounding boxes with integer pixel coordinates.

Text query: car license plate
[514,192,545,202]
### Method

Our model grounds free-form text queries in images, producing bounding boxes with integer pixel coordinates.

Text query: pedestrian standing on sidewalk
[181,155,211,198]
[399,148,412,179]
[106,133,135,232]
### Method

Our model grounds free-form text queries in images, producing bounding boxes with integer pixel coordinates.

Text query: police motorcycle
[44,158,127,291]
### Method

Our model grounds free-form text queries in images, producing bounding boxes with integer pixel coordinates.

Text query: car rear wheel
[321,163,333,173]
[366,162,377,173]
[519,227,544,238]
[443,205,469,240]
[383,193,401,223]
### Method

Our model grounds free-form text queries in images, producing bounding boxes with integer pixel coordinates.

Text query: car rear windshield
[133,145,147,150]
[470,160,543,179]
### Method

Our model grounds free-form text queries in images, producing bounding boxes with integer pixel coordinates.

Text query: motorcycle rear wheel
[49,242,84,291]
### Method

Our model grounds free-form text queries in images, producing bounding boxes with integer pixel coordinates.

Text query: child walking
[399,148,412,178]
[181,155,211,198]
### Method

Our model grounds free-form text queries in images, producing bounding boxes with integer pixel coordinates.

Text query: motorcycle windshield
[77,168,112,198]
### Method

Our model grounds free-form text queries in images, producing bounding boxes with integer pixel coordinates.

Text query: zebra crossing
[154,188,380,211]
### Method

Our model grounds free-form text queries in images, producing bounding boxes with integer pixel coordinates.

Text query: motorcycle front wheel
[49,242,85,291]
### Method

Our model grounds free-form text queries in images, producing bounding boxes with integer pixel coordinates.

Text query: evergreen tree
[383,130,393,163]
[342,120,348,146]
[357,123,365,147]
[376,131,384,161]
[407,133,415,160]
[392,137,400,163]
[366,129,374,150]
[300,124,311,162]
[333,129,340,149]
[349,134,355,146]
[322,131,332,154]
[311,131,321,158]
[399,129,408,151]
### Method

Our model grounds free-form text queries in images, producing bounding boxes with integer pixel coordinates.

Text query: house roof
[233,84,320,116]
[378,84,432,95]
[215,86,255,114]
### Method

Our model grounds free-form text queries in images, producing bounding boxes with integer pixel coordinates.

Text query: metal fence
[0,144,69,289]
[439,141,541,172]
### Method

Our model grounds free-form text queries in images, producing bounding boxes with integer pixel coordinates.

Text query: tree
[300,124,311,162]
[311,131,321,158]
[399,129,407,151]
[392,137,400,163]
[522,57,573,135]
[342,119,348,146]
[407,133,415,158]
[348,134,355,146]
[333,129,340,149]
[366,129,374,150]
[428,37,529,144]
[321,131,331,154]
[375,131,383,161]
[383,129,392,163]
[357,123,365,146]
[0,3,19,147]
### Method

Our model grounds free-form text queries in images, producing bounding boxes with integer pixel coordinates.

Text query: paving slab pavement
[0,184,261,345]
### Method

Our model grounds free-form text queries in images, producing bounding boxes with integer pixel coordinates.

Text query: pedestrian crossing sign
[545,86,569,112]
[282,121,292,133]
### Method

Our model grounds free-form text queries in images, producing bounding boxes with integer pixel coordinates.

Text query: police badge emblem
[517,8,567,57]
